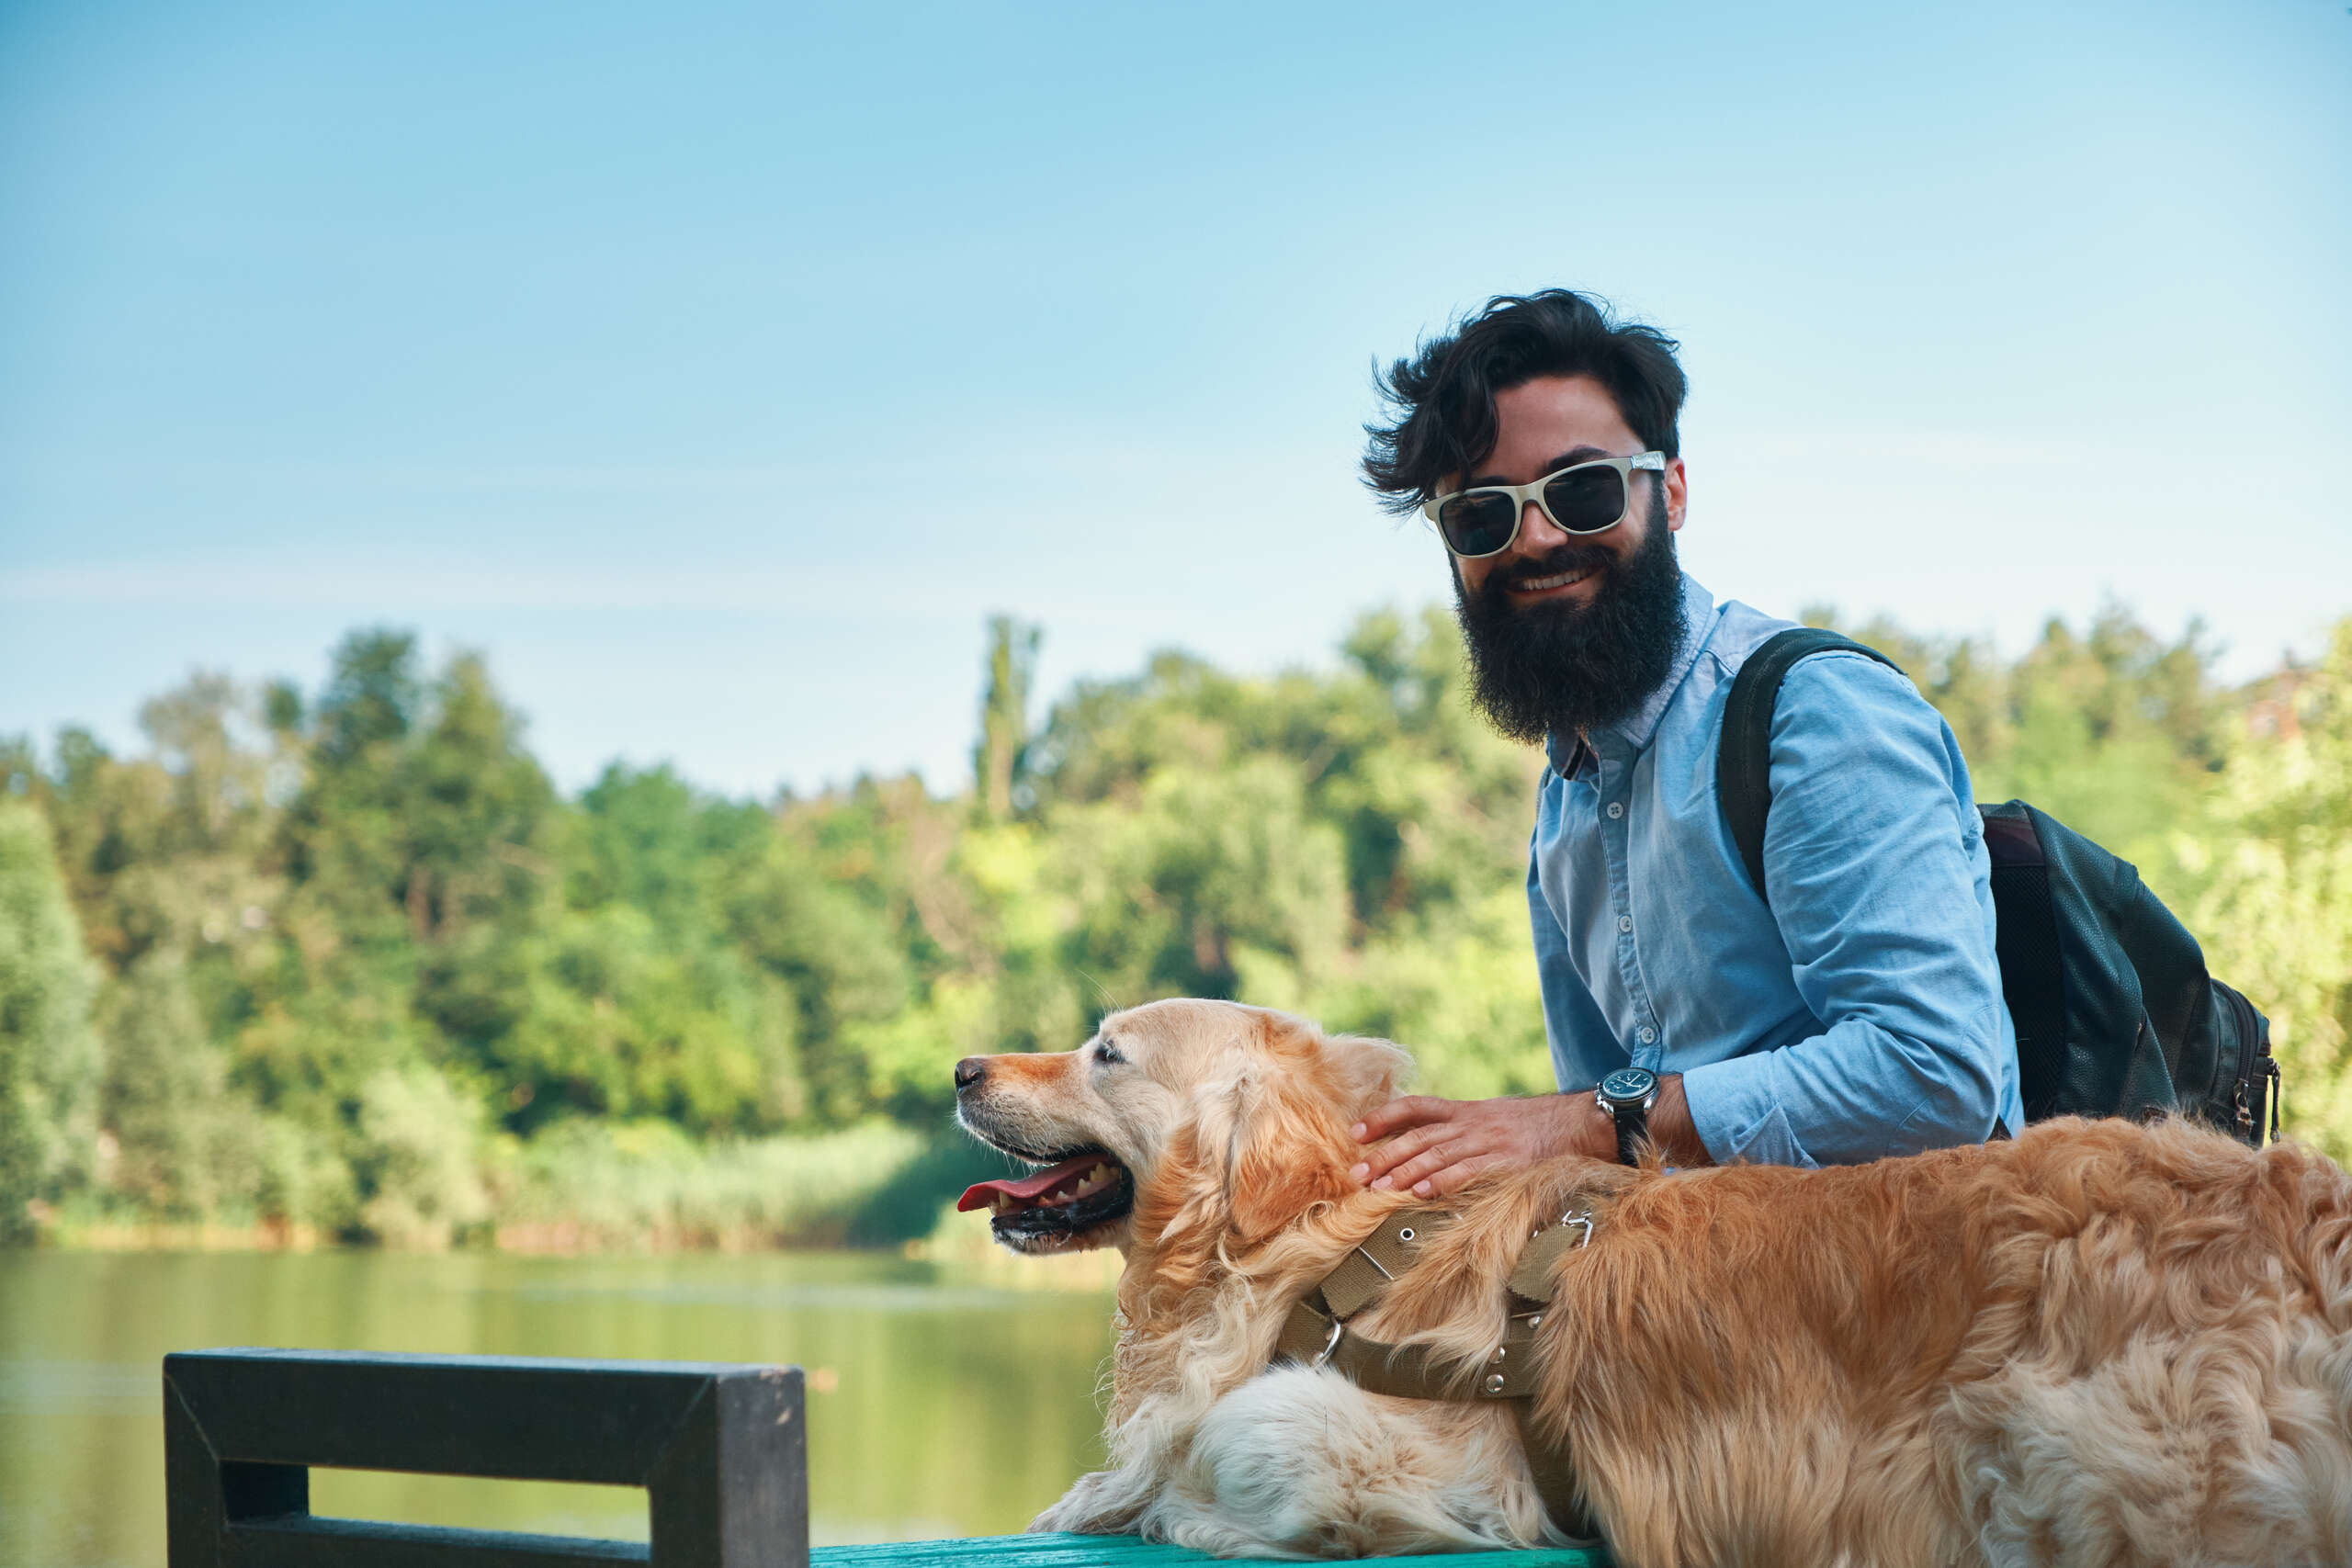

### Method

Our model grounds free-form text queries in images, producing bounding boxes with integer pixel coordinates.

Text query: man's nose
[1515,497,1570,556]
[954,1056,988,1090]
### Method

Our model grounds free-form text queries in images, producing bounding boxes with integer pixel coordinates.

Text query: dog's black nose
[954,1056,987,1090]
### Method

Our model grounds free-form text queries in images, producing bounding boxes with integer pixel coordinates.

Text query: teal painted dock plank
[811,1532,1608,1565]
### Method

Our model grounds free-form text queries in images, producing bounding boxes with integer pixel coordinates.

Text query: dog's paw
[1030,1469,1141,1535]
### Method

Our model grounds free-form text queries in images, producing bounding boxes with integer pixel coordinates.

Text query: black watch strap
[1611,1104,1645,1167]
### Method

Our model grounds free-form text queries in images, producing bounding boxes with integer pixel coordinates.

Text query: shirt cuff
[1680,1054,1819,1169]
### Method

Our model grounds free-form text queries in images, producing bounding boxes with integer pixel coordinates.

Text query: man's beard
[1452,488,1688,745]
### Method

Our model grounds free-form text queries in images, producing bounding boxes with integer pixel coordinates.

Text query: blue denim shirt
[1531,573,2023,1166]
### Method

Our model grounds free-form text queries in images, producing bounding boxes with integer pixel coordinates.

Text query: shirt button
[1638,1026,1657,1045]
[1617,914,1634,933]
[1606,802,1624,819]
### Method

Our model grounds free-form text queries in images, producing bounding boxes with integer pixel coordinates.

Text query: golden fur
[956,998,2352,1565]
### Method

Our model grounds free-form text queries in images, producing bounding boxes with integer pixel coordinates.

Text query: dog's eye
[1094,1039,1125,1066]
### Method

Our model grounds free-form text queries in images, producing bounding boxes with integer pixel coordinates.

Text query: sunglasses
[1422,451,1667,558]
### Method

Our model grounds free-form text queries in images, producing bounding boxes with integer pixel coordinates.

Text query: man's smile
[1506,562,1600,599]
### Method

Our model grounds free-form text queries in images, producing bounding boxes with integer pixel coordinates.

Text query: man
[1348,289,2021,1197]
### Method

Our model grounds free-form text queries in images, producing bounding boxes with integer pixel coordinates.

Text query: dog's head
[954,999,1412,1256]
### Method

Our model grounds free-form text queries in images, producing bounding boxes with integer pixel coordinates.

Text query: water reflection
[0,1249,1115,1567]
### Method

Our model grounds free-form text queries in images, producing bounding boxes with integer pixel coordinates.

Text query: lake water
[0,1248,1117,1567]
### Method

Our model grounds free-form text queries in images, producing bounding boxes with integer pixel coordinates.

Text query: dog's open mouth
[957,1150,1136,1246]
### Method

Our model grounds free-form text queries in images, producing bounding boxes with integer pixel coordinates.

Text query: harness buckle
[1309,1318,1345,1370]
[1556,1210,1594,1248]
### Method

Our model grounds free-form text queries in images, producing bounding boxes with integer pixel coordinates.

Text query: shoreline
[11,1206,1126,1290]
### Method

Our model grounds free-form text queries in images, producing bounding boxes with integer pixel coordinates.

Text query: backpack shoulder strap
[1718,627,1903,907]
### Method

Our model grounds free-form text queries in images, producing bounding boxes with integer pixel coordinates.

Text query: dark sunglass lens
[1438,492,1518,555]
[1542,466,1626,533]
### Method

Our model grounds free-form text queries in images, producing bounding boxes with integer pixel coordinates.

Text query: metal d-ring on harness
[1270,1204,1601,1540]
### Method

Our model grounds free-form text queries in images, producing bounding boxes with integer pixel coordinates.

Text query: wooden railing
[163,1349,806,1567]
[161,1348,1606,1567]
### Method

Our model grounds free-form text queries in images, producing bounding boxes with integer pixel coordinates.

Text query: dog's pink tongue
[957,1154,1101,1213]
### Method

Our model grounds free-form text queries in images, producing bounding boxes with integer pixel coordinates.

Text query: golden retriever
[953,998,2352,1566]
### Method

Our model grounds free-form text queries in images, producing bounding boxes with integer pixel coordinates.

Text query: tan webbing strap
[1317,1249,1399,1320]
[1317,1311,1545,1399]
[1314,1323,1594,1537]
[1271,1206,1451,1364]
[1510,1399,1598,1540]
[1265,1202,1600,1542]
[1273,1290,1339,1365]
[1506,1212,1593,1302]
[1354,1207,1450,1278]
[1326,1204,1455,1316]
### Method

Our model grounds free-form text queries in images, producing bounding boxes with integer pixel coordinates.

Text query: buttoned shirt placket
[1577,737,1665,1074]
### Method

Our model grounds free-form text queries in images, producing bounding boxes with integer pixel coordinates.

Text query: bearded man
[1348,289,2022,1195]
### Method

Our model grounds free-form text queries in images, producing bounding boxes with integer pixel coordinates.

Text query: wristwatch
[1595,1066,1659,1168]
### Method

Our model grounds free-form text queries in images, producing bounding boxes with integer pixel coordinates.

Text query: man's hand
[1347,1092,1615,1199]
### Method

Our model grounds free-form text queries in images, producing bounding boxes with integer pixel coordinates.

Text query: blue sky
[4,0,2347,797]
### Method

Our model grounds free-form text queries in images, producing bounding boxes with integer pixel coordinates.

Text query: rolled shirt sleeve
[1679,653,2013,1167]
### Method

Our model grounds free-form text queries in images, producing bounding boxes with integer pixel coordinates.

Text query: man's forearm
[1567,1074,1710,1166]
[1351,1077,1713,1198]
[1638,1073,1711,1166]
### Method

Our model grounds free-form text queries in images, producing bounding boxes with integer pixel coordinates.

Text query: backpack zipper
[2263,1055,2282,1145]
[2219,984,2273,1145]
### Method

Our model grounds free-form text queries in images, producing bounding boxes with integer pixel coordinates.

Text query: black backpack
[1717,627,2280,1148]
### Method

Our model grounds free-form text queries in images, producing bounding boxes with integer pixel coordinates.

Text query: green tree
[2171,623,2352,1156]
[724,824,911,1124]
[975,616,1041,823]
[0,801,101,1239]
[97,952,263,1219]
[350,1064,490,1247]
[257,638,558,1118]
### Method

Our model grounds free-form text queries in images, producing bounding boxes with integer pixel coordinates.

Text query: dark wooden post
[163,1348,807,1568]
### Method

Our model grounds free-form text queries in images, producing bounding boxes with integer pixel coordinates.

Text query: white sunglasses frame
[1422,451,1668,558]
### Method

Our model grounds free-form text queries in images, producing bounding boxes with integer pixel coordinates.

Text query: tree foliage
[0,801,102,1239]
[1,602,2346,1244]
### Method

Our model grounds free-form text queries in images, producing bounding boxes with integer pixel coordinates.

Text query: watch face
[1600,1066,1657,1104]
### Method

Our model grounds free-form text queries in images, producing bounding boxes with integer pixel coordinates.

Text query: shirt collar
[1544,571,1718,777]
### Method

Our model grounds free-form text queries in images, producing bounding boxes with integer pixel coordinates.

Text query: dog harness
[1269,1203,1601,1540]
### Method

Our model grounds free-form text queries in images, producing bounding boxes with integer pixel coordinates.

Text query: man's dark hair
[1362,289,1687,515]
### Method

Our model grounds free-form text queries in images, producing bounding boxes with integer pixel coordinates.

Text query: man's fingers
[1416,1151,1508,1200]
[1374,1137,1483,1194]
[1352,1120,1455,1185]
[1351,1096,1452,1144]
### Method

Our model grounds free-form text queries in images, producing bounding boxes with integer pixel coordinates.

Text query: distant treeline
[2,604,2347,1247]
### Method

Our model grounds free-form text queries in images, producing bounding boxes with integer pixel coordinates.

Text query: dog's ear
[1209,1072,1351,1241]
[1255,1009,1413,1123]
[1152,1010,1418,1247]
[1317,1031,1415,1120]
[1211,1011,1391,1239]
